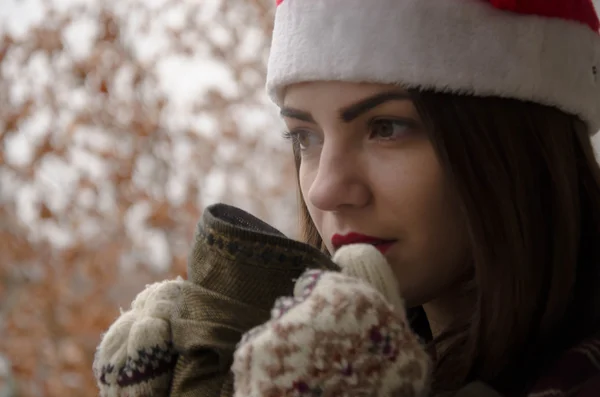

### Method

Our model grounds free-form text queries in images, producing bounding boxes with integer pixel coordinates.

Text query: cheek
[380,152,470,304]
[378,146,450,228]
[411,180,470,278]
[298,164,324,233]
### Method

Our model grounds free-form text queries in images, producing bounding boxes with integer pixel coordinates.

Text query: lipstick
[331,232,397,254]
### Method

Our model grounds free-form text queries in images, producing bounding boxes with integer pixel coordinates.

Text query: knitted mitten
[167,203,340,397]
[93,203,340,397]
[93,277,189,397]
[232,244,432,397]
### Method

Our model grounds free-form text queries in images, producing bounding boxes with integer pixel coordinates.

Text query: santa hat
[266,0,600,132]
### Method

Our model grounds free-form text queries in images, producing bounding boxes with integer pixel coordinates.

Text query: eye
[368,118,413,141]
[282,129,323,151]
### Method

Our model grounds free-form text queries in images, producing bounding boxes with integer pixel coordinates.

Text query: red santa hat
[266,0,600,132]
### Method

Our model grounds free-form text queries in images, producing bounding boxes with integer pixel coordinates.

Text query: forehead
[282,81,409,108]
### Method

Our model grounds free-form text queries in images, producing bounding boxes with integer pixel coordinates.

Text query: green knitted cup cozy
[169,203,340,397]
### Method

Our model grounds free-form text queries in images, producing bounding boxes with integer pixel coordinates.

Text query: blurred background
[1,0,600,396]
[0,0,296,395]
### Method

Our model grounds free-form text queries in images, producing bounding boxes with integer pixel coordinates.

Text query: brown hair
[292,91,600,394]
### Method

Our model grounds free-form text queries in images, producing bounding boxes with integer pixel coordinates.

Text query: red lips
[331,233,397,254]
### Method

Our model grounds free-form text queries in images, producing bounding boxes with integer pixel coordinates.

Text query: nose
[306,142,371,212]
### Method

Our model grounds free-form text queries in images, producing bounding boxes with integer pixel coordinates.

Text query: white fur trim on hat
[267,0,600,132]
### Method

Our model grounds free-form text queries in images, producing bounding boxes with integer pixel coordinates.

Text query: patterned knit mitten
[93,277,190,397]
[232,244,431,397]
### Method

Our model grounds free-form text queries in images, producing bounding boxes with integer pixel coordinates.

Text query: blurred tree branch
[0,0,296,395]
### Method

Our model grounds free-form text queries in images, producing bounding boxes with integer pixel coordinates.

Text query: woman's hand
[93,277,188,397]
[232,244,431,397]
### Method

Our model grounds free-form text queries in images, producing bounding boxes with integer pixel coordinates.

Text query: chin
[394,281,439,309]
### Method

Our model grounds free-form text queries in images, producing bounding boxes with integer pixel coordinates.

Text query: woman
[263,0,600,393]
[94,0,600,395]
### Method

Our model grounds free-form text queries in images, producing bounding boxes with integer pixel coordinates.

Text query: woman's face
[282,81,470,306]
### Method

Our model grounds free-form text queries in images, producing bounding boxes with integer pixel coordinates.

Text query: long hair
[293,91,600,394]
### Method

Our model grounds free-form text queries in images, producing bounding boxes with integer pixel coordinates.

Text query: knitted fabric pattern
[93,277,188,397]
[93,205,505,397]
[231,245,432,397]
[169,204,340,397]
[93,203,341,397]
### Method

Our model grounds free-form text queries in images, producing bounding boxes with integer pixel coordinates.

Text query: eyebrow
[280,90,411,124]
[280,107,315,123]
